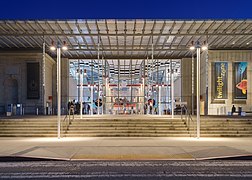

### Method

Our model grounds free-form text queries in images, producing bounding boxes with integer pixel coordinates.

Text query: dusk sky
[0,0,252,19]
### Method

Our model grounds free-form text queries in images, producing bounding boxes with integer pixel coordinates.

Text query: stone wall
[208,50,252,115]
[0,52,55,115]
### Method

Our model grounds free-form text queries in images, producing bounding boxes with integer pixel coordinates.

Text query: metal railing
[181,105,196,138]
[61,109,74,135]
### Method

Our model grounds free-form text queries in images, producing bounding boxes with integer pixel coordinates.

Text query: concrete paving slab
[0,137,252,160]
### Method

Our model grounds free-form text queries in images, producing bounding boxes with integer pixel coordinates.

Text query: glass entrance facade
[69,59,181,115]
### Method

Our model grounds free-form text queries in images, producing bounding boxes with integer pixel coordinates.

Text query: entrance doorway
[68,59,181,115]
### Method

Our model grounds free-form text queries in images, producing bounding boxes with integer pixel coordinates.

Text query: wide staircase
[0,115,252,137]
[0,116,58,137]
[199,116,252,137]
[64,116,189,137]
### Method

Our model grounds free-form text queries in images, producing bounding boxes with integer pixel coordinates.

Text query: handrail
[61,109,74,135]
[181,105,196,138]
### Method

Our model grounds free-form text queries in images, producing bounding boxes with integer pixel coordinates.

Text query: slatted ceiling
[1,20,252,58]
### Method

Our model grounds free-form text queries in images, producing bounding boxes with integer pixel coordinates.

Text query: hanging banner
[27,62,40,99]
[234,62,247,99]
[214,62,228,99]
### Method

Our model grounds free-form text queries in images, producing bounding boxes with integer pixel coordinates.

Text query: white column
[57,47,61,139]
[80,71,83,119]
[159,85,161,115]
[151,37,154,115]
[42,41,46,115]
[91,85,93,115]
[171,71,174,119]
[101,57,104,115]
[196,47,201,138]
[98,38,100,115]
[192,53,194,115]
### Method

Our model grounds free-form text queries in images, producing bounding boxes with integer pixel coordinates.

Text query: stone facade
[208,50,252,115]
[0,52,55,115]
[182,50,252,115]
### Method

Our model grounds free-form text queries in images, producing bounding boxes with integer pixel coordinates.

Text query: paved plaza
[0,136,252,160]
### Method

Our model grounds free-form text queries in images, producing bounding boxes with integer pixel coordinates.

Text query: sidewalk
[0,137,252,160]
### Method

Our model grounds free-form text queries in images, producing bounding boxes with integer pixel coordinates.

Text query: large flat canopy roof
[0,19,252,59]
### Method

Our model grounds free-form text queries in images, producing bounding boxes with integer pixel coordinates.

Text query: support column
[197,47,201,138]
[57,47,61,139]
[118,59,120,114]
[42,40,46,115]
[91,59,94,115]
[192,53,194,115]
[98,37,100,115]
[101,56,104,115]
[159,85,161,115]
[171,69,174,119]
[91,85,93,115]
[80,71,83,119]
[151,37,154,115]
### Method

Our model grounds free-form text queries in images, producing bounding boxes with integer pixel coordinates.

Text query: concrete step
[68,127,187,130]
[67,130,189,133]
[0,134,57,137]
[200,134,252,137]
[65,133,191,137]
[0,131,57,134]
[69,124,186,127]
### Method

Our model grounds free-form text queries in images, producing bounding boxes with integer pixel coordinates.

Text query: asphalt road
[0,160,252,179]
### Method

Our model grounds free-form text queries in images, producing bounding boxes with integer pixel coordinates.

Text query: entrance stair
[0,116,57,137]
[199,116,252,137]
[65,116,189,137]
[0,115,252,137]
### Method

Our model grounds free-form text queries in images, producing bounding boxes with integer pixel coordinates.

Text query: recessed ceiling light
[246,42,250,45]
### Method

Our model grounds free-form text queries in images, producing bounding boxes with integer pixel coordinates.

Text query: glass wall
[68,59,181,115]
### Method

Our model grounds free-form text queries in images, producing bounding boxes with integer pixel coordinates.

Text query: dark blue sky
[1,0,252,19]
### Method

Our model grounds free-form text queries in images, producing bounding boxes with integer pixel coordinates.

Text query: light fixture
[62,41,68,51]
[247,42,250,45]
[50,41,56,51]
[201,41,208,51]
[84,69,87,76]
[190,41,195,51]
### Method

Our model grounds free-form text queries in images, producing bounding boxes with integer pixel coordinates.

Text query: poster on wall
[27,62,40,99]
[234,62,247,99]
[214,62,228,99]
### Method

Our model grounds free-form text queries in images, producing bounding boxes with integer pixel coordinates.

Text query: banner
[234,62,247,99]
[214,62,228,99]
[27,62,40,99]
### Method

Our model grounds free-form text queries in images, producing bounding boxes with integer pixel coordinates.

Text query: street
[0,160,252,179]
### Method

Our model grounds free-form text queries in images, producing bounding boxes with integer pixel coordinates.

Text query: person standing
[231,105,236,115]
